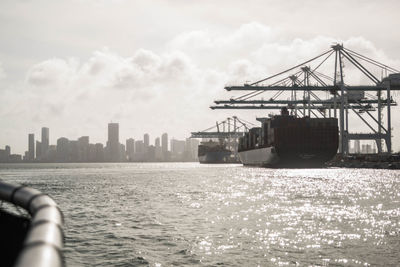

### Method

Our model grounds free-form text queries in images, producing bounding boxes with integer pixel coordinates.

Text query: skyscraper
[161,133,168,152]
[36,141,42,159]
[56,137,69,162]
[155,137,160,148]
[28,133,35,161]
[144,133,149,148]
[41,127,49,157]
[126,138,135,161]
[107,123,120,162]
[78,136,89,162]
[155,137,162,161]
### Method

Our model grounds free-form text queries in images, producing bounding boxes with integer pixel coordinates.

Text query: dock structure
[191,117,253,161]
[210,44,400,156]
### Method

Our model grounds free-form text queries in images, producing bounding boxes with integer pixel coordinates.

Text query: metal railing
[0,181,64,267]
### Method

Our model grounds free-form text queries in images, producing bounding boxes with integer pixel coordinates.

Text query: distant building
[147,145,156,161]
[48,145,56,162]
[107,123,120,162]
[144,134,149,149]
[28,133,35,161]
[134,140,145,161]
[185,138,199,161]
[171,139,185,160]
[0,145,11,162]
[161,133,168,152]
[36,141,42,160]
[94,143,104,162]
[119,144,126,162]
[41,127,49,158]
[88,144,96,162]
[126,138,135,161]
[155,137,160,148]
[155,137,162,161]
[57,137,69,162]
[69,141,79,162]
[78,136,89,162]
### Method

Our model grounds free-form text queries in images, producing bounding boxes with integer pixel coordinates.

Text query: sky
[1,0,400,154]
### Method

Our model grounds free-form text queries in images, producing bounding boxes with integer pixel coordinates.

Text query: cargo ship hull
[238,146,334,167]
[198,141,233,164]
[238,110,339,168]
[199,151,232,164]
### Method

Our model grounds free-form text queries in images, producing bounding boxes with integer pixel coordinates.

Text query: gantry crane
[211,44,400,155]
[191,116,255,160]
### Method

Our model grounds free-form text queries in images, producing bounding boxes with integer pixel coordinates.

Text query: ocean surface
[0,163,399,266]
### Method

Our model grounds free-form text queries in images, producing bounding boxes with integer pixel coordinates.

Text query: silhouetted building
[0,145,11,162]
[119,144,126,162]
[144,134,149,149]
[171,139,185,160]
[95,143,104,162]
[155,137,160,148]
[107,123,120,162]
[161,133,169,160]
[88,144,96,162]
[147,145,156,161]
[162,133,168,152]
[126,138,135,161]
[36,141,42,159]
[57,137,69,162]
[78,136,89,162]
[134,140,145,161]
[69,141,79,162]
[185,138,199,161]
[155,137,162,161]
[41,127,49,158]
[48,145,56,162]
[28,134,35,161]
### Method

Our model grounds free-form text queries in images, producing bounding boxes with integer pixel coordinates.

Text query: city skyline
[0,122,199,163]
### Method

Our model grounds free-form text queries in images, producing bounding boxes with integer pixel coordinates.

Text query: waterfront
[0,163,399,266]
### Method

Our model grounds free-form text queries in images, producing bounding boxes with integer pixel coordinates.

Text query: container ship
[198,140,233,163]
[238,108,339,167]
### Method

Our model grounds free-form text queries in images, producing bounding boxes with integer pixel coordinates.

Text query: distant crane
[210,44,400,155]
[191,116,255,160]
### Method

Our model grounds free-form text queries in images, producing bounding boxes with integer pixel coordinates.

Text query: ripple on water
[0,163,399,266]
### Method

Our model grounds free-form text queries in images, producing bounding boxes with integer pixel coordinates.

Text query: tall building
[155,137,160,148]
[134,140,145,161]
[144,134,149,148]
[28,133,35,161]
[56,137,69,162]
[94,143,104,162]
[41,127,49,157]
[155,137,162,161]
[36,141,42,159]
[171,139,185,159]
[78,136,89,162]
[126,138,135,161]
[161,133,168,152]
[185,138,199,161]
[107,123,120,162]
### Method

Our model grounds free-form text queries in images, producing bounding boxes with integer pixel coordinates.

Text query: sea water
[0,163,399,266]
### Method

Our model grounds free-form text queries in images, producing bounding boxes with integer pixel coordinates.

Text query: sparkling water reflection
[0,163,399,266]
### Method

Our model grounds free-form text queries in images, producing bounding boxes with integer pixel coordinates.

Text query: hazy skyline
[1,0,400,154]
